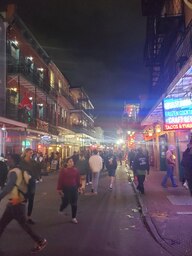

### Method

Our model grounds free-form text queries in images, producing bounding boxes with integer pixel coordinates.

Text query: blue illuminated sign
[163,98,192,130]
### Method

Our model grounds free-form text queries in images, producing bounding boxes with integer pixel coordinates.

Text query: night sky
[11,0,150,136]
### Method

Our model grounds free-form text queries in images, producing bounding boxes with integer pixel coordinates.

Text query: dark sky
[13,0,150,136]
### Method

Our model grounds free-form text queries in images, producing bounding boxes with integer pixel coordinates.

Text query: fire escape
[142,0,185,100]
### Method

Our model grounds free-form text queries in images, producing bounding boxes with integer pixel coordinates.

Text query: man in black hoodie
[133,147,150,194]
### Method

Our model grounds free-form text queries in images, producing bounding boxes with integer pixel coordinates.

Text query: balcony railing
[59,87,76,107]
[150,20,192,97]
[71,124,96,138]
[7,55,51,94]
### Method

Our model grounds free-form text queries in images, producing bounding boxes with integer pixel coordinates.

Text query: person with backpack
[181,141,192,196]
[133,147,150,194]
[0,154,47,253]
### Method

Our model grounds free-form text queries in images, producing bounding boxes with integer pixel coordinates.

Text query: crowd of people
[0,147,120,253]
[1,141,192,253]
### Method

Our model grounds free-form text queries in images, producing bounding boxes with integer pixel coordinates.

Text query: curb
[131,181,182,256]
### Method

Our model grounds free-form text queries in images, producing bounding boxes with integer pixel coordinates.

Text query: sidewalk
[132,168,192,256]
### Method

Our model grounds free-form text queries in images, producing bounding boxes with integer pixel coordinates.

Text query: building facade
[141,0,192,179]
[0,5,98,158]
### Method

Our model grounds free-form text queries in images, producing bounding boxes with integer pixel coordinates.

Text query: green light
[22,140,31,147]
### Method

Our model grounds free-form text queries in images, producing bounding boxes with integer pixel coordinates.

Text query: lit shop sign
[40,135,52,144]
[163,98,192,130]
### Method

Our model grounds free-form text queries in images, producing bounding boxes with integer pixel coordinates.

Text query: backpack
[15,170,31,201]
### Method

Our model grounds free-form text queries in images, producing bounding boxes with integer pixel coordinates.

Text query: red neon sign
[164,123,192,130]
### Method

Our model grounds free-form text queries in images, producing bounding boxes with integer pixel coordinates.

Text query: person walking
[71,151,79,166]
[0,154,47,253]
[20,148,40,224]
[133,147,150,194]
[128,149,135,169]
[57,157,80,224]
[89,149,103,195]
[181,140,192,195]
[85,150,92,185]
[161,145,177,188]
[106,151,117,189]
[76,151,89,194]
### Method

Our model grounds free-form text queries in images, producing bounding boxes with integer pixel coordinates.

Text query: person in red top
[57,157,80,224]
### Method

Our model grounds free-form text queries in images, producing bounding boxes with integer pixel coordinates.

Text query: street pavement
[130,166,192,256]
[0,165,171,256]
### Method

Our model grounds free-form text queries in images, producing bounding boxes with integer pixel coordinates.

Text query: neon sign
[163,98,192,130]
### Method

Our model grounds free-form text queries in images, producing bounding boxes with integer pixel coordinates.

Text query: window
[58,80,62,92]
[50,71,54,88]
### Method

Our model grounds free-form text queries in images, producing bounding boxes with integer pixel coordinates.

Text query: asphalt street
[0,166,171,256]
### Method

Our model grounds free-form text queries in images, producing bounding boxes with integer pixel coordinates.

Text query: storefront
[0,116,28,155]
[141,60,192,178]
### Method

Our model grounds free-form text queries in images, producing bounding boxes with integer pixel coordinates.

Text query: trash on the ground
[126,214,134,218]
[132,208,139,212]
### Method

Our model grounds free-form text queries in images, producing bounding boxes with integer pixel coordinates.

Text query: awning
[141,56,192,126]
[0,116,28,129]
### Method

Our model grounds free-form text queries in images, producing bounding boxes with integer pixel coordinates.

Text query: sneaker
[31,238,47,253]
[71,218,78,224]
[109,184,112,189]
[27,219,35,225]
[183,181,189,189]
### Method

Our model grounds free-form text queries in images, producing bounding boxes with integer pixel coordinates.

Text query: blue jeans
[162,164,177,187]
[92,172,100,193]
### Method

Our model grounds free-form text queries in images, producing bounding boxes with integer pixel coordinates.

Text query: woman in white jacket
[89,149,103,194]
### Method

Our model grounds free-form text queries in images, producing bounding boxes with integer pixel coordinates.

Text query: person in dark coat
[71,151,79,166]
[76,151,89,194]
[106,151,117,189]
[181,141,192,196]
[20,148,41,224]
[133,147,150,194]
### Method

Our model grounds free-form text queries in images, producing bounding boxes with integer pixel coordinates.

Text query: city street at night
[0,166,170,256]
[0,2,192,256]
